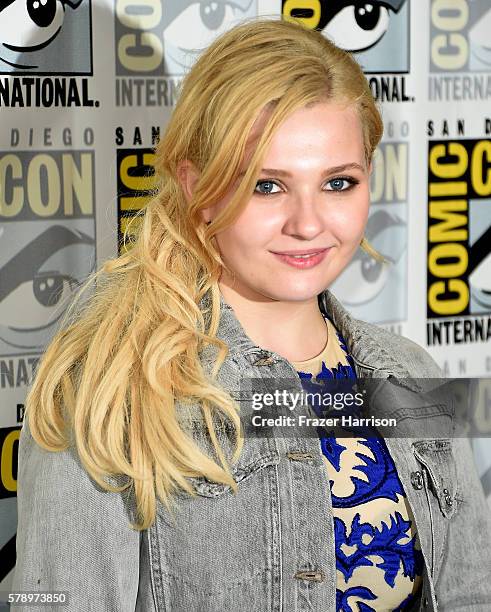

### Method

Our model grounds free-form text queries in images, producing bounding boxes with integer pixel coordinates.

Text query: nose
[282,191,326,240]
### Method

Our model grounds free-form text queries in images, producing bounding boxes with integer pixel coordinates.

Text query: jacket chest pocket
[411,439,462,578]
[149,446,283,612]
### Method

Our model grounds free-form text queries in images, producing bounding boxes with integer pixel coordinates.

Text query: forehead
[247,102,364,165]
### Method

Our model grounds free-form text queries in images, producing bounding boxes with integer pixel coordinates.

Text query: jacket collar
[199,286,409,378]
[317,290,410,377]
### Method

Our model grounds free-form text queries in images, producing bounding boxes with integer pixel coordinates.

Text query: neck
[218,279,329,362]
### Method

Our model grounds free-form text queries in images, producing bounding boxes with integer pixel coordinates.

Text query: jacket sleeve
[11,417,141,612]
[434,434,491,610]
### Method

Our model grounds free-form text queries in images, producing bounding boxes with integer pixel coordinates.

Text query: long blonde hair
[27,16,383,530]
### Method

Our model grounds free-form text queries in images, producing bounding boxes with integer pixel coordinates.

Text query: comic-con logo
[0,0,91,73]
[281,0,409,73]
[115,142,159,253]
[115,0,257,77]
[0,150,96,356]
[427,138,491,345]
[430,1,491,72]
[0,426,20,500]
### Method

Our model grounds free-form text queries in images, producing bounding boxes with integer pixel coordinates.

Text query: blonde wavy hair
[26,16,384,530]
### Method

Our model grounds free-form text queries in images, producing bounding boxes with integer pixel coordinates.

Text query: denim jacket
[12,288,491,611]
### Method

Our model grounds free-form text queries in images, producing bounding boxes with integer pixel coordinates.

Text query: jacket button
[294,570,324,582]
[287,451,315,462]
[443,488,453,506]
[410,470,424,490]
[251,352,275,366]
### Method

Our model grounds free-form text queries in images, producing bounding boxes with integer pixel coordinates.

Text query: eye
[27,0,58,27]
[0,0,65,51]
[469,252,491,311]
[0,268,85,349]
[254,180,282,195]
[325,177,357,192]
[0,226,94,350]
[334,253,390,306]
[323,2,391,52]
[469,10,491,68]
[330,209,406,307]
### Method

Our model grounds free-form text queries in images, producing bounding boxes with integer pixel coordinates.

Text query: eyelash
[253,176,360,196]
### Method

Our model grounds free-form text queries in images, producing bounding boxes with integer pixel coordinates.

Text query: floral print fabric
[290,315,423,612]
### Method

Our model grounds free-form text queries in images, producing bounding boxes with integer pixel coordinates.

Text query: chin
[260,283,328,303]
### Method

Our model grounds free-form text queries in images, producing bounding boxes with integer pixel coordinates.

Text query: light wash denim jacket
[12,288,491,611]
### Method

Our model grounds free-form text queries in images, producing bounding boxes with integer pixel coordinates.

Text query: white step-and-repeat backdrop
[1,0,490,590]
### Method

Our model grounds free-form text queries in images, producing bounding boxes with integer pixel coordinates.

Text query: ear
[176,160,214,224]
[176,159,200,203]
[177,159,214,223]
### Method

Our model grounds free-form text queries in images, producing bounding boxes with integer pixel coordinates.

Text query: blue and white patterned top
[290,315,423,612]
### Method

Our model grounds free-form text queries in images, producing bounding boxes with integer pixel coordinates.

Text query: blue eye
[326,177,356,191]
[253,176,359,196]
[254,180,281,195]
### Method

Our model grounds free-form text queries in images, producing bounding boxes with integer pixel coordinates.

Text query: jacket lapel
[318,289,410,378]
[200,285,412,379]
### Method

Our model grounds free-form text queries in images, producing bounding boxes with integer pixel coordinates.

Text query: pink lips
[271,248,328,255]
[271,248,329,269]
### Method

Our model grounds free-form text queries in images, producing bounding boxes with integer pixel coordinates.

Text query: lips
[271,249,329,269]
[270,248,328,255]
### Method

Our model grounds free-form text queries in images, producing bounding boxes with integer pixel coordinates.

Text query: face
[200,101,371,304]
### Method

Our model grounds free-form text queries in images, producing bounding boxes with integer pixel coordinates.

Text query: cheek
[329,197,369,242]
[218,208,280,253]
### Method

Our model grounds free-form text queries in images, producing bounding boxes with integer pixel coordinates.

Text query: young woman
[13,17,491,612]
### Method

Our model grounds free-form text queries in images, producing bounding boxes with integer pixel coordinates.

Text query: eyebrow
[239,163,366,178]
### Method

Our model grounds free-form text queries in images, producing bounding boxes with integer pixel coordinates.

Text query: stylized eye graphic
[332,209,406,306]
[467,223,491,312]
[163,0,254,74]
[0,225,94,350]
[0,0,82,55]
[469,251,491,311]
[1,270,81,327]
[26,0,57,27]
[469,8,491,69]
[335,250,391,306]
[323,2,391,52]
